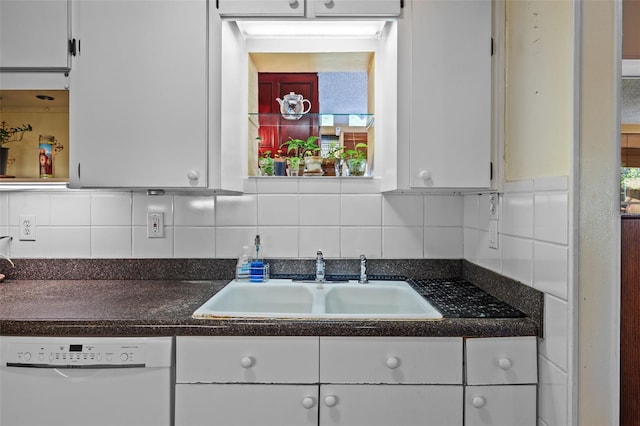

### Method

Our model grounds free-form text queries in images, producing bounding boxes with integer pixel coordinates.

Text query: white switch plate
[488,219,498,249]
[147,212,164,238]
[489,193,499,220]
[19,215,36,241]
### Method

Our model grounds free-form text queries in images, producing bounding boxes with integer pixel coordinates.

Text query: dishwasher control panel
[5,342,146,367]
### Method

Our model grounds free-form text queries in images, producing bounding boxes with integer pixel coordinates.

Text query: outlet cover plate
[147,212,164,238]
[19,215,36,241]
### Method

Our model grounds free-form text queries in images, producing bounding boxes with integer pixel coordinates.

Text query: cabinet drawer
[176,384,318,426]
[465,336,537,385]
[320,337,462,384]
[218,0,305,17]
[312,0,401,17]
[176,336,319,383]
[465,385,537,426]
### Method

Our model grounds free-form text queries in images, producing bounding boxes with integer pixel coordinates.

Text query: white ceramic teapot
[276,92,312,120]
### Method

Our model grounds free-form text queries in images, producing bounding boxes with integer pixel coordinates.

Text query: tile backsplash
[0,179,464,260]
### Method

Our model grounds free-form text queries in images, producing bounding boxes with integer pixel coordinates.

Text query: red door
[258,73,319,156]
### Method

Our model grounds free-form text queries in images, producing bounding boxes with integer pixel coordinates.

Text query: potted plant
[343,142,368,176]
[0,121,33,176]
[281,135,320,176]
[258,150,274,176]
[322,141,344,176]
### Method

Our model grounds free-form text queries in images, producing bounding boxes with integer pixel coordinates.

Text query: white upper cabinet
[0,0,71,71]
[396,0,492,190]
[217,0,400,18]
[69,0,208,189]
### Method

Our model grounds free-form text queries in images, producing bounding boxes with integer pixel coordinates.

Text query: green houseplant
[0,121,33,176]
[343,142,368,176]
[280,135,320,176]
[258,150,274,176]
[322,141,344,176]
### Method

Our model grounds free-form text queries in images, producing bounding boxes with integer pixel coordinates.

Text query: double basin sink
[193,279,442,320]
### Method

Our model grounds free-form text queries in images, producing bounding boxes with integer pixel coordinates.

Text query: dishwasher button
[23,352,32,361]
[120,353,129,362]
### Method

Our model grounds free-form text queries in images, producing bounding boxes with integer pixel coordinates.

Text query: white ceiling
[0,90,69,112]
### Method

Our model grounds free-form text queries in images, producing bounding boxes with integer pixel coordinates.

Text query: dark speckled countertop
[0,259,542,338]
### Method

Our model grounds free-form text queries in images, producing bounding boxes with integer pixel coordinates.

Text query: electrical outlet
[147,212,164,238]
[489,193,499,220]
[488,219,498,249]
[19,215,36,241]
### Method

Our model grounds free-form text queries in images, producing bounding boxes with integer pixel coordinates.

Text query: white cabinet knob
[386,356,400,369]
[498,358,512,370]
[289,0,299,7]
[187,170,200,181]
[323,395,338,407]
[472,396,486,408]
[240,356,254,368]
[324,0,334,6]
[301,397,315,409]
[419,170,432,181]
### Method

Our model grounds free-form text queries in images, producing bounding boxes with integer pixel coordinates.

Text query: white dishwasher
[0,336,173,426]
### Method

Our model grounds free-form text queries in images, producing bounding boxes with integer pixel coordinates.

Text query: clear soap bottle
[236,245,250,280]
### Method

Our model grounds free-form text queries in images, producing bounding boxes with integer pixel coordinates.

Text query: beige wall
[505,0,573,181]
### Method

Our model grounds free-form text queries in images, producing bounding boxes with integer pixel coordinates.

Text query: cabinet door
[218,0,305,17]
[465,385,536,426]
[0,0,70,71]
[312,0,400,17]
[176,384,318,426]
[407,0,491,189]
[320,384,463,426]
[70,0,207,188]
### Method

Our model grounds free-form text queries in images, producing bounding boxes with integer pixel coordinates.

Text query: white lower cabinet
[175,335,536,426]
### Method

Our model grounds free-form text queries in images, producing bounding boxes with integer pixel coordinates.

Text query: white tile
[50,227,91,258]
[174,195,215,226]
[132,226,174,258]
[299,194,340,226]
[8,192,50,226]
[50,193,91,226]
[534,192,568,244]
[132,193,173,226]
[174,226,215,258]
[538,355,568,426]
[502,235,533,285]
[383,194,423,226]
[0,193,8,228]
[425,227,463,259]
[477,230,503,273]
[383,226,423,258]
[534,242,568,300]
[340,227,382,258]
[463,194,480,229]
[257,226,299,258]
[534,176,569,191]
[463,227,482,264]
[426,194,463,227]
[256,177,298,193]
[340,178,380,194]
[243,178,258,194]
[216,195,257,226]
[540,294,569,371]
[7,226,50,258]
[257,194,299,226]
[477,193,492,231]
[91,227,132,258]
[504,179,534,193]
[299,178,341,194]
[341,194,382,226]
[91,193,132,226]
[299,227,340,258]
[215,227,258,258]
[502,192,534,238]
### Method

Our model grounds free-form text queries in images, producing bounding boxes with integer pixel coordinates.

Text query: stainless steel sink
[192,279,442,320]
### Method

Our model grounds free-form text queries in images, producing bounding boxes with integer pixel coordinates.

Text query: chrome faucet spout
[315,250,325,282]
[358,254,368,284]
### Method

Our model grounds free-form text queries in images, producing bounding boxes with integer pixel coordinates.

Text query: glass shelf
[248,113,374,129]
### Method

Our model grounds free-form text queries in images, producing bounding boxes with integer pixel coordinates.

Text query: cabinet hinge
[400,0,404,8]
[490,162,493,180]
[491,37,494,56]
[216,0,219,9]
[69,38,77,56]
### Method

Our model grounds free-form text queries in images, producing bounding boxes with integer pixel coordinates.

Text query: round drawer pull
[324,395,338,407]
[498,358,512,370]
[289,0,299,7]
[419,170,432,181]
[386,356,400,369]
[472,396,486,408]
[187,170,200,181]
[301,397,315,409]
[324,0,334,7]
[240,356,254,368]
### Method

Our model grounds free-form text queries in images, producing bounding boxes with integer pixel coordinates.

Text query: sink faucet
[315,250,325,282]
[359,254,368,284]
[0,236,15,269]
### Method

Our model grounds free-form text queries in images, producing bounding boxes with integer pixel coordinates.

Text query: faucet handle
[317,250,324,259]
